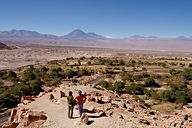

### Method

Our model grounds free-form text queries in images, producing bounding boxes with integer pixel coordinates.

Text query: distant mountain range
[0,29,192,40]
[0,29,106,41]
[0,29,192,52]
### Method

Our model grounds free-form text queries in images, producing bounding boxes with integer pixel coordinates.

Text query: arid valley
[1,43,192,128]
[1,1,192,127]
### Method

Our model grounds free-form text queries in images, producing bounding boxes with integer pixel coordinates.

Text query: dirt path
[22,85,129,128]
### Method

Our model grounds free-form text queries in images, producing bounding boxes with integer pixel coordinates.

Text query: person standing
[67,91,75,118]
[74,90,87,117]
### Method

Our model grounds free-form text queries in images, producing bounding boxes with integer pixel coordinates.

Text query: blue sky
[0,0,192,38]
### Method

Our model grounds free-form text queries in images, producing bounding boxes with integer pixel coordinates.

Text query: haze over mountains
[0,29,106,41]
[0,29,192,52]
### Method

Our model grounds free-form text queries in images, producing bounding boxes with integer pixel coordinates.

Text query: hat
[78,90,82,95]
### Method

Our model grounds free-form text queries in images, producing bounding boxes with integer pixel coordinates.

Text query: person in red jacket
[74,90,87,117]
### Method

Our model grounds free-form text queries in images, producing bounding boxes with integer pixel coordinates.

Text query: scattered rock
[56,99,65,105]
[80,113,89,124]
[99,112,106,117]
[184,115,188,120]
[60,91,65,98]
[24,111,47,126]
[49,94,54,101]
[22,100,31,105]
[38,92,45,97]
[21,96,33,103]
[148,111,156,115]
[186,103,192,108]
[118,115,124,119]
[120,103,127,109]
[127,107,134,112]
[139,119,150,125]
[87,96,96,102]
[42,86,53,93]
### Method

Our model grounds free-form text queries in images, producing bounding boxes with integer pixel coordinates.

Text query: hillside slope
[3,83,192,128]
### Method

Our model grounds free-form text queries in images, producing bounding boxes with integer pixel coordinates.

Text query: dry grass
[151,103,178,113]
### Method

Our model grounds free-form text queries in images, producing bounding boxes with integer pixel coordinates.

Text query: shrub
[7,71,17,78]
[118,59,125,65]
[29,79,42,95]
[144,78,160,87]
[169,69,177,76]
[72,78,78,83]
[41,66,49,72]
[0,80,4,86]
[98,80,110,89]
[121,72,132,81]
[24,70,36,80]
[65,69,77,78]
[50,68,63,78]
[0,93,19,108]
[0,71,7,79]
[19,84,32,96]
[146,84,192,105]
[114,81,125,93]
[189,63,192,68]
[78,68,90,76]
[183,68,192,80]
[125,84,144,95]
[87,61,91,65]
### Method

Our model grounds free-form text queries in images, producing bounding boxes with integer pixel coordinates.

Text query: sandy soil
[0,45,111,70]
[1,44,192,70]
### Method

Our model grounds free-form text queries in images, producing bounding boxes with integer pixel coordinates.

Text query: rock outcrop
[2,107,47,128]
